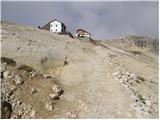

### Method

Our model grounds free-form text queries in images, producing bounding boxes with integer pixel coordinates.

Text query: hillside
[1,21,159,119]
[102,35,159,55]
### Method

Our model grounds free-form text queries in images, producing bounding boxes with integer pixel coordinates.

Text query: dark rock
[1,101,12,119]
[31,88,37,94]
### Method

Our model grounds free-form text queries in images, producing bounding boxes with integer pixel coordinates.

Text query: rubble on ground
[1,57,63,119]
[113,67,158,118]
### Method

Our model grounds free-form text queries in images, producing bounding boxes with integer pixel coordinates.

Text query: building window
[56,29,57,31]
[56,25,58,27]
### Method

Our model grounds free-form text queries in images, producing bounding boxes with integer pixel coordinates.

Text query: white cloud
[1,1,158,39]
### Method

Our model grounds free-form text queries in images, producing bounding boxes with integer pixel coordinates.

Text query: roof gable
[42,19,66,29]
[77,29,90,34]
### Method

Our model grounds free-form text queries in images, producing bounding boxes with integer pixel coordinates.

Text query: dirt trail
[78,48,135,118]
[49,47,136,118]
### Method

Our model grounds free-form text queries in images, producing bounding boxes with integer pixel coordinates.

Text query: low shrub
[1,57,16,66]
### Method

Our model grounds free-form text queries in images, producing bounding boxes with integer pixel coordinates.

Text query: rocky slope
[1,21,159,118]
[1,57,63,119]
[102,36,159,55]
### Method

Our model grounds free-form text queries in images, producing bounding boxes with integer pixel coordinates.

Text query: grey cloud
[1,1,158,40]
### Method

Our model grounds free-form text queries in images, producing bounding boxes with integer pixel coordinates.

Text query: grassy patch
[137,93,145,103]
[138,76,145,82]
[1,57,16,66]
[128,50,142,55]
[17,64,34,73]
[135,80,141,83]
[132,51,142,54]
[108,54,117,58]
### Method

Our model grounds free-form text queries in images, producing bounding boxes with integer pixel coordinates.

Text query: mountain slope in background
[1,21,159,118]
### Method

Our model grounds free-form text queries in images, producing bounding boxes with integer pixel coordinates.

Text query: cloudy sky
[1,1,159,40]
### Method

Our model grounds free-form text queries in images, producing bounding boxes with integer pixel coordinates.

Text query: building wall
[77,30,90,37]
[83,34,90,37]
[77,31,85,36]
[50,21,62,33]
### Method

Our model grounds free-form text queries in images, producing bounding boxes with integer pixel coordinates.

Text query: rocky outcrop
[1,57,63,119]
[112,67,159,118]
[119,36,159,55]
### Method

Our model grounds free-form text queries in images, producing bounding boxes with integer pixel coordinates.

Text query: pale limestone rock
[13,74,24,85]
[3,71,10,79]
[45,101,54,111]
[30,110,36,118]
[49,93,58,100]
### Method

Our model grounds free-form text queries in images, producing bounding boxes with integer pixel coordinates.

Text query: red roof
[76,29,90,34]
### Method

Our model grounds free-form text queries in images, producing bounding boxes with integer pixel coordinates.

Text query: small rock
[52,84,63,95]
[59,94,64,100]
[49,93,59,100]
[118,74,122,79]
[31,88,37,94]
[44,74,54,79]
[112,71,120,76]
[28,105,32,111]
[17,99,22,106]
[130,73,138,81]
[45,101,54,111]
[10,85,17,91]
[13,74,24,85]
[30,110,36,118]
[3,71,11,79]
[12,102,16,108]
[66,112,77,118]
[30,71,37,78]
[52,84,60,92]
[11,72,15,78]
